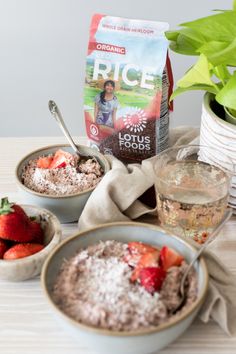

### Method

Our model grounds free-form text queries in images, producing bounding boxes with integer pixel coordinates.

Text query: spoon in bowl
[48,100,93,160]
[172,208,233,314]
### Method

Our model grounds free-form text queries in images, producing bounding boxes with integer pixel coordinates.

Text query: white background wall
[0,0,232,137]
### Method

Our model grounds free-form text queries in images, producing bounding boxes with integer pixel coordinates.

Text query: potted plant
[166,1,236,126]
[165,2,236,210]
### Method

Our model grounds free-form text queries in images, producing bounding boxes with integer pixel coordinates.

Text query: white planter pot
[200,93,236,211]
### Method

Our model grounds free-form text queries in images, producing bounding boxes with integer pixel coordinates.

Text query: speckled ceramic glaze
[0,205,61,281]
[15,145,110,223]
[41,222,208,354]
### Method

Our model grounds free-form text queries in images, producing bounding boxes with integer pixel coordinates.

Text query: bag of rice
[84,14,173,163]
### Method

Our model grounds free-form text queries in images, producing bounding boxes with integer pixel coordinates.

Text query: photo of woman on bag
[94,80,118,128]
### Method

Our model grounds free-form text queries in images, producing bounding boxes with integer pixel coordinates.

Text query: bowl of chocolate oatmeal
[15,145,110,222]
[41,222,208,354]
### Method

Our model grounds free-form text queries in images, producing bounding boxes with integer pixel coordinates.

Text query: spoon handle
[183,208,233,282]
[48,100,79,155]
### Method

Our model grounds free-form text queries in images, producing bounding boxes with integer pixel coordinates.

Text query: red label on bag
[89,42,126,55]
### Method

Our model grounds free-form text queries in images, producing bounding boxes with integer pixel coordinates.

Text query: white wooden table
[0,137,236,354]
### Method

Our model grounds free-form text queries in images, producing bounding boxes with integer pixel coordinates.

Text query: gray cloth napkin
[78,126,236,336]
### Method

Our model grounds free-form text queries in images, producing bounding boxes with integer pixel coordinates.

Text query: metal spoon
[172,208,233,314]
[48,100,91,159]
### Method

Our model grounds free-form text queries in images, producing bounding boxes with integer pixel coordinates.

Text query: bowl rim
[15,144,110,199]
[0,204,62,265]
[41,221,209,337]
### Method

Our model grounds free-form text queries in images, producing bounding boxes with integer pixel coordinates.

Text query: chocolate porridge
[21,150,103,196]
[53,241,198,332]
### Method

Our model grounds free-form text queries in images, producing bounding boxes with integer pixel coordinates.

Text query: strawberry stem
[0,197,14,215]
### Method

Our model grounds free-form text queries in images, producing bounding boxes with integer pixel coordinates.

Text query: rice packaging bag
[84,14,173,163]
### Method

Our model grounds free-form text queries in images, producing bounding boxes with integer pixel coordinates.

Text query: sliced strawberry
[37,156,53,169]
[139,267,166,294]
[3,243,44,260]
[130,250,160,282]
[28,221,44,244]
[125,242,159,268]
[159,246,184,271]
[128,242,159,255]
[50,159,66,169]
[49,149,73,169]
[0,239,8,259]
[123,252,141,267]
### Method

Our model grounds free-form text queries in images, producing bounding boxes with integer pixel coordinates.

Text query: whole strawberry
[29,220,44,244]
[3,243,44,260]
[0,198,34,242]
[0,239,8,259]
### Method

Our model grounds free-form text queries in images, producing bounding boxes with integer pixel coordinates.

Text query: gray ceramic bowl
[15,144,110,223]
[41,222,208,354]
[0,205,61,281]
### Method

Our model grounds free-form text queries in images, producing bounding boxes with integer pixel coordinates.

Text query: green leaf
[234,0,236,11]
[165,30,179,41]
[229,108,236,117]
[166,28,205,55]
[169,36,198,55]
[177,54,216,88]
[29,216,37,221]
[216,72,236,110]
[213,65,231,84]
[170,84,218,101]
[198,39,236,66]
[181,11,236,42]
[0,197,14,215]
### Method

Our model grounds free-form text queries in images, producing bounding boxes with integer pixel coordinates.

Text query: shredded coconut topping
[21,156,103,196]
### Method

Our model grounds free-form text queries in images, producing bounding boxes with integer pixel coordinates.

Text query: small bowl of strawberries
[0,197,61,281]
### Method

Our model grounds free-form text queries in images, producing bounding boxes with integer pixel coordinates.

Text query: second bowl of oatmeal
[41,222,208,354]
[15,145,110,223]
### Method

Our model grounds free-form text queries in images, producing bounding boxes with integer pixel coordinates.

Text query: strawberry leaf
[29,216,37,221]
[0,197,14,215]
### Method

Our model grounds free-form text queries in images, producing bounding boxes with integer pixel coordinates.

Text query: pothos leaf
[167,5,236,106]
[213,65,232,83]
[198,39,236,66]
[181,11,236,42]
[165,30,179,41]
[166,28,205,55]
[177,54,216,88]
[216,72,236,110]
[170,84,219,101]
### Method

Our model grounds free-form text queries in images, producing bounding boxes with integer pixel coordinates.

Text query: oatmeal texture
[22,156,103,196]
[53,241,198,332]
